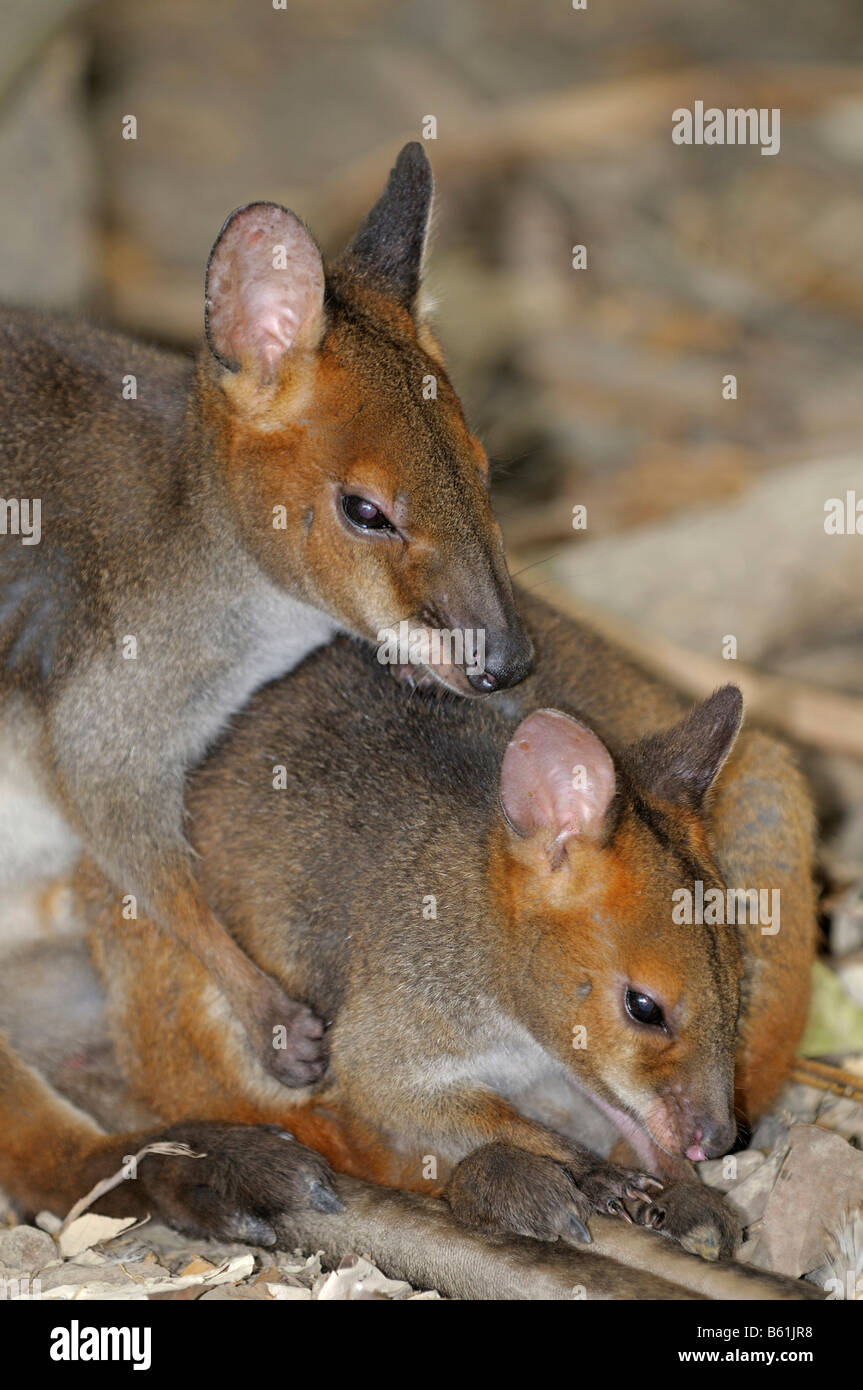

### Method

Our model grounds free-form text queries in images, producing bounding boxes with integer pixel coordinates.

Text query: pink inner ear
[500,709,616,864]
[206,205,325,380]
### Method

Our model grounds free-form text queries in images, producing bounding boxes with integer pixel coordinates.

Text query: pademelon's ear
[205,202,325,381]
[340,142,433,309]
[500,709,617,870]
[629,686,743,809]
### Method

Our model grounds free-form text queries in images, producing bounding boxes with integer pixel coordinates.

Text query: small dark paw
[255,985,328,1087]
[638,1180,741,1261]
[130,1121,343,1244]
[446,1142,593,1244]
[578,1163,664,1222]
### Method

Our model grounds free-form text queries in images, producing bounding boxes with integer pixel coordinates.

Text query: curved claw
[607,1198,634,1224]
[625,1185,654,1204]
[630,1175,664,1193]
[309,1179,345,1214]
[569,1211,592,1244]
[645,1204,666,1229]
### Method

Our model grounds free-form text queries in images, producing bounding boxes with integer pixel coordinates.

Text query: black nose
[467,630,534,693]
[700,1115,738,1159]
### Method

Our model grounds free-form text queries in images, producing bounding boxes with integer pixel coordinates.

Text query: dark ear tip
[342,142,433,304]
[397,140,431,168]
[394,141,433,191]
[711,684,744,721]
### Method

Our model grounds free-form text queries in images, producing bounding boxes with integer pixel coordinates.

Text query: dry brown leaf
[58,1214,139,1260]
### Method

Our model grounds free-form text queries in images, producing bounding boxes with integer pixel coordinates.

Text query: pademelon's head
[493,687,745,1163]
[198,143,532,697]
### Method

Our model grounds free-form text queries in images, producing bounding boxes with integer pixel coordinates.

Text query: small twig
[789,1058,863,1105]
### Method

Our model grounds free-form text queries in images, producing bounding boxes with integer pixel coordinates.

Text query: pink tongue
[686,1143,708,1161]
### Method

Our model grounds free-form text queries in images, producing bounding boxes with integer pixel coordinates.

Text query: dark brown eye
[625,988,665,1029]
[342,494,394,532]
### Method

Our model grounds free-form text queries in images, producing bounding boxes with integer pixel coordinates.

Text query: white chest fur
[194,584,337,744]
[141,577,339,769]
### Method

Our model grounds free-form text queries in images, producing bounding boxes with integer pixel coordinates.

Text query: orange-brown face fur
[494,797,744,1164]
[210,274,516,695]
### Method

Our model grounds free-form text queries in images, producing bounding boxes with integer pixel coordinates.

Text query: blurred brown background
[1,0,862,924]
